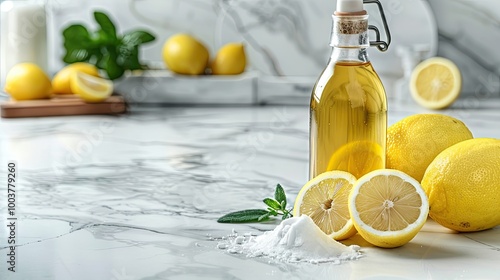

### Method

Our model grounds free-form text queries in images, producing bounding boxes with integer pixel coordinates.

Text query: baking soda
[217,215,361,264]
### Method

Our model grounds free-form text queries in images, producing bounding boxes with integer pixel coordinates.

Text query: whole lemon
[52,63,100,95]
[4,63,52,100]
[387,114,473,182]
[211,43,246,75]
[422,138,500,232]
[162,33,209,75]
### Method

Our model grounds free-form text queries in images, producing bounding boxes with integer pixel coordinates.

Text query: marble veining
[428,0,500,97]
[1,100,500,279]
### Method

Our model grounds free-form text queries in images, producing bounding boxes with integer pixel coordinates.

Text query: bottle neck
[329,14,370,64]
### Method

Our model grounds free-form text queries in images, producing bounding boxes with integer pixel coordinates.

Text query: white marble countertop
[1,99,500,280]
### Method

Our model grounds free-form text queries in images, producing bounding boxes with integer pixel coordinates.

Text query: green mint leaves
[62,11,155,80]
[217,184,293,223]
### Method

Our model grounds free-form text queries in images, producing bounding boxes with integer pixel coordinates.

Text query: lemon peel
[211,43,246,75]
[422,138,500,232]
[162,33,209,75]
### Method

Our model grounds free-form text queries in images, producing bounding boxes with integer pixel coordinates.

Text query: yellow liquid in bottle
[310,61,387,179]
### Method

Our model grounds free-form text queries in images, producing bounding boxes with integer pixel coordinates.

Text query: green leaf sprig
[217,184,293,223]
[62,11,156,80]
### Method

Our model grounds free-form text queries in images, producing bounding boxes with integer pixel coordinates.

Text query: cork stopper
[333,0,368,35]
[334,16,368,35]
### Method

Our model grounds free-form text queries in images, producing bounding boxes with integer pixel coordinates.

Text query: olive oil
[309,0,391,179]
[310,61,387,179]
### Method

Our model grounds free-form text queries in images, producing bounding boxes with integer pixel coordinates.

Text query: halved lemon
[293,171,357,240]
[348,169,429,248]
[70,72,114,103]
[410,57,461,110]
[52,63,100,95]
[327,141,384,179]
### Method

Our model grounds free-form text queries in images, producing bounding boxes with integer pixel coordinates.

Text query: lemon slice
[52,63,100,95]
[327,141,384,179]
[410,57,462,110]
[293,171,357,240]
[70,72,113,103]
[348,169,429,248]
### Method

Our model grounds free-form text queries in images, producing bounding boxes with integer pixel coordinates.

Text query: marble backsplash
[3,0,499,99]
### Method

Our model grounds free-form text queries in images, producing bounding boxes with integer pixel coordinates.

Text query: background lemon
[4,63,52,100]
[410,57,462,110]
[52,63,100,95]
[387,114,473,182]
[293,171,357,240]
[211,43,246,75]
[162,33,209,75]
[348,169,429,248]
[422,138,500,232]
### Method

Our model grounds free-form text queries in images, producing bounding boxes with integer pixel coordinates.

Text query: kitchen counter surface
[1,99,500,280]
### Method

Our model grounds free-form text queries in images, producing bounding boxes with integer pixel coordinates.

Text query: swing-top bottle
[310,0,392,179]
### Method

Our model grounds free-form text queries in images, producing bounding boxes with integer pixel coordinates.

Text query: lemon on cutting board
[387,114,473,182]
[52,62,100,95]
[422,138,500,232]
[211,43,246,75]
[348,169,429,248]
[162,33,209,75]
[70,72,113,103]
[410,57,462,110]
[4,63,52,100]
[293,171,358,241]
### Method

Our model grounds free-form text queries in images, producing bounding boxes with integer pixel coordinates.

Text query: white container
[0,0,47,86]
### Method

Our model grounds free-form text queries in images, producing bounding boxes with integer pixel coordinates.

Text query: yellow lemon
[293,171,357,240]
[410,57,462,110]
[211,43,246,75]
[387,114,473,182]
[4,63,51,100]
[162,33,209,75]
[70,72,113,103]
[422,138,500,232]
[348,169,429,248]
[52,63,100,95]
[327,141,384,179]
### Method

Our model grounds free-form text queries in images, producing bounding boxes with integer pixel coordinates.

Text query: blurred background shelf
[115,71,322,106]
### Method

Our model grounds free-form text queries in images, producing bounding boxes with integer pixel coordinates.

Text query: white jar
[0,0,48,86]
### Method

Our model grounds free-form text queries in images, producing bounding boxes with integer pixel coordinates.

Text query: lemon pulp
[293,171,357,240]
[70,72,113,103]
[410,57,461,110]
[348,169,429,248]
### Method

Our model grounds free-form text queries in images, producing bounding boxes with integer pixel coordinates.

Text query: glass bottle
[309,0,391,179]
[0,0,48,86]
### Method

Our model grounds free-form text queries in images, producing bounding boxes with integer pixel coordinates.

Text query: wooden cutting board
[1,95,127,118]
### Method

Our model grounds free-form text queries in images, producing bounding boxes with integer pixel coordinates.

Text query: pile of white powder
[216,215,362,264]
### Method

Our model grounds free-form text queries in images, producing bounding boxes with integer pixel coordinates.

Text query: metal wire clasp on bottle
[364,0,392,52]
